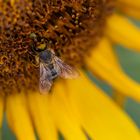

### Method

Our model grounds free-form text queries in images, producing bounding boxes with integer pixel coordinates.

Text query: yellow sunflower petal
[48,82,87,140]
[117,0,140,9]
[65,71,140,140]
[27,92,58,140]
[6,93,36,140]
[0,95,4,128]
[117,3,140,19]
[90,37,121,70]
[87,37,127,106]
[113,90,126,107]
[86,38,140,102]
[106,14,140,51]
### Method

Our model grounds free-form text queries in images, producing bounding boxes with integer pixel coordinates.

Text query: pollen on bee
[0,0,114,94]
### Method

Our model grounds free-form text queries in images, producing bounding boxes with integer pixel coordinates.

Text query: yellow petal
[90,37,121,70]
[86,37,126,106]
[106,14,140,51]
[113,90,126,108]
[0,95,4,128]
[27,92,58,140]
[86,38,140,102]
[117,3,140,19]
[65,71,140,140]
[48,81,87,140]
[117,0,140,9]
[6,93,36,140]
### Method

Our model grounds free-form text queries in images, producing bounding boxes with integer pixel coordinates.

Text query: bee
[39,49,78,94]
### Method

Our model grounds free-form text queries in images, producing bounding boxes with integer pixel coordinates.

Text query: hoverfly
[39,49,78,94]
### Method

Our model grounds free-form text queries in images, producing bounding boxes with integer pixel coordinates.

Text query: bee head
[30,33,48,52]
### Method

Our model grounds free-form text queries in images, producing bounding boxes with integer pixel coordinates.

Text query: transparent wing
[53,56,79,79]
[39,63,53,94]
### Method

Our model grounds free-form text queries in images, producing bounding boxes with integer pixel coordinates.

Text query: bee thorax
[39,50,53,63]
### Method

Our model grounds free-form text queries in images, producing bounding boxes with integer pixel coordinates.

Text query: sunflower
[0,0,140,140]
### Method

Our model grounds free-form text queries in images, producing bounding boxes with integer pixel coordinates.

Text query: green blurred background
[1,18,140,140]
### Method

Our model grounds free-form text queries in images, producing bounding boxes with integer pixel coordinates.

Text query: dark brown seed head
[0,0,114,94]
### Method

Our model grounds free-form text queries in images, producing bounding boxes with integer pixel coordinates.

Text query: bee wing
[39,63,53,94]
[53,56,79,79]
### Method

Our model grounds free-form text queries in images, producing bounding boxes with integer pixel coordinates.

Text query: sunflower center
[0,0,114,94]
